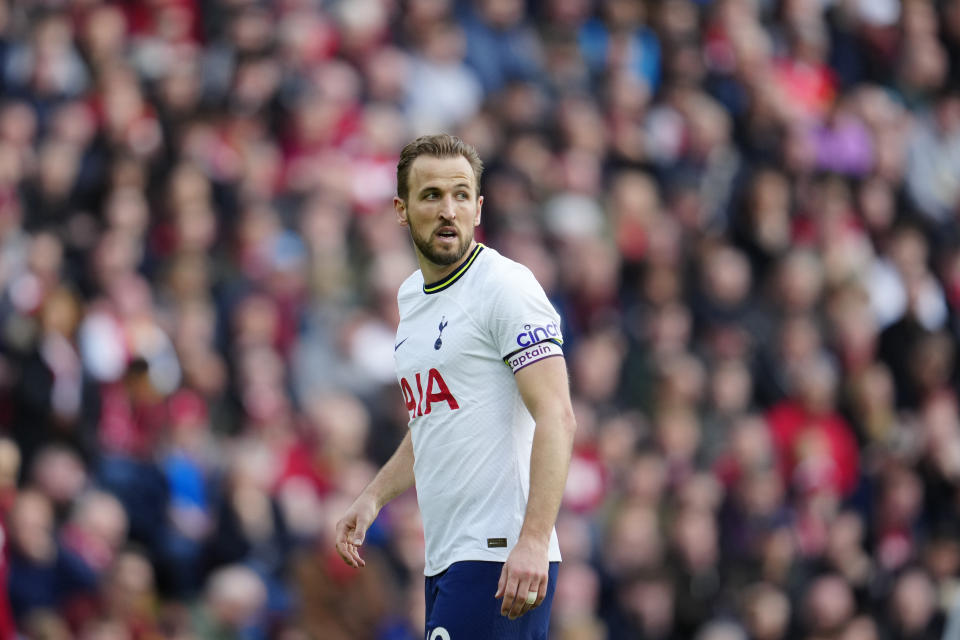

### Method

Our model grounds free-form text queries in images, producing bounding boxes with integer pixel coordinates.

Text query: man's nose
[439,195,456,219]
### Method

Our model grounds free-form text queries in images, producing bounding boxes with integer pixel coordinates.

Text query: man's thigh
[424,561,559,640]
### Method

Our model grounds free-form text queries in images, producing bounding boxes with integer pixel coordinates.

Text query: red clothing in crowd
[97,382,167,460]
[766,401,860,497]
[771,57,837,119]
[0,519,16,640]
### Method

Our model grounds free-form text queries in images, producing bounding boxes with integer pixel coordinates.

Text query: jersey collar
[423,243,484,294]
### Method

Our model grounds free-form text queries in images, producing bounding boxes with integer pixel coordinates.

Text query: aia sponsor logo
[400,368,460,419]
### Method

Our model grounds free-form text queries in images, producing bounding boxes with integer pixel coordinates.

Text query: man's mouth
[436,228,458,240]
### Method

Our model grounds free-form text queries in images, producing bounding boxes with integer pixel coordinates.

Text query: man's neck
[419,241,478,284]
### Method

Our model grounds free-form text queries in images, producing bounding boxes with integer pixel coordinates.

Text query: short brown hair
[396,134,484,201]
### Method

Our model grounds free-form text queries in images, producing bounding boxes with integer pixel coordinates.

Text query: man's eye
[456,192,469,200]
[425,193,438,200]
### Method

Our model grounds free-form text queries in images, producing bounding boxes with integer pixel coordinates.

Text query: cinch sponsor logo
[516,322,561,347]
[509,342,554,371]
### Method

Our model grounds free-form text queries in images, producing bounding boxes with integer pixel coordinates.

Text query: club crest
[434,317,448,350]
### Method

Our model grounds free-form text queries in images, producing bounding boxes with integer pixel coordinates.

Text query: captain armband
[503,339,563,374]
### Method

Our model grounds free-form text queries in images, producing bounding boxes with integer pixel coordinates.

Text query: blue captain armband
[503,339,563,373]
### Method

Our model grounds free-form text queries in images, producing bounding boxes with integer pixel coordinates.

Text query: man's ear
[394,196,408,227]
[475,194,483,227]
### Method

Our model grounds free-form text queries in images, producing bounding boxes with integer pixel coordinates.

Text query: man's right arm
[334,430,415,568]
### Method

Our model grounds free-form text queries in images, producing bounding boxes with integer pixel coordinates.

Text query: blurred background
[0,0,959,638]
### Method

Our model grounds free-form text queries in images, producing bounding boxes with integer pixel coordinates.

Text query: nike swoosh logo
[394,338,408,351]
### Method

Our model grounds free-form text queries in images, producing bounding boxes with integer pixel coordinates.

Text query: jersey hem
[424,550,563,577]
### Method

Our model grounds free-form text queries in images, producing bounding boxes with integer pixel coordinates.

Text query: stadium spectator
[0,0,958,638]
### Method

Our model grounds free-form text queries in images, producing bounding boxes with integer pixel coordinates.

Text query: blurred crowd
[0,0,959,639]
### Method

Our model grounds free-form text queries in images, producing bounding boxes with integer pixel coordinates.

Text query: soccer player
[334,134,576,639]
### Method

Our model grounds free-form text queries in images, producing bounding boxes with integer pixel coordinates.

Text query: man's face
[395,155,482,269]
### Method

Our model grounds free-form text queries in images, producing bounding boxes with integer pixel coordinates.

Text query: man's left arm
[495,355,576,620]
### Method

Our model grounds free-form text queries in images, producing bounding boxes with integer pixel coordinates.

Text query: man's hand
[495,536,549,620]
[334,494,379,568]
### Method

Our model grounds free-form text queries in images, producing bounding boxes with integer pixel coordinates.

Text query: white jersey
[394,243,564,576]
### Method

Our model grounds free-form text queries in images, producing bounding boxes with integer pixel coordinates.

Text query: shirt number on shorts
[428,628,451,640]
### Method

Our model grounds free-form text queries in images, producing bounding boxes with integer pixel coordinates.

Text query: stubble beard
[409,224,473,268]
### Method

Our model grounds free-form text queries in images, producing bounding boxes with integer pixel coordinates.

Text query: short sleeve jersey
[394,243,564,576]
